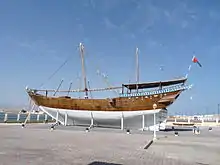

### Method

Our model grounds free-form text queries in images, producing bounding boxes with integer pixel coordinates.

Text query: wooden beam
[28,86,122,93]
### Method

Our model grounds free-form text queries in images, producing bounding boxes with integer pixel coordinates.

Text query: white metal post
[121,113,124,130]
[64,112,68,126]
[56,111,59,123]
[153,103,157,141]
[142,114,145,131]
[28,113,31,122]
[24,103,35,125]
[91,116,94,126]
[153,112,156,139]
[89,112,94,129]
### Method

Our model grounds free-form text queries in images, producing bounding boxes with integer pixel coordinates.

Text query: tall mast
[135,47,139,92]
[79,43,88,99]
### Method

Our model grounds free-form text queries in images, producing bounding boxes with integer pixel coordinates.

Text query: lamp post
[153,103,157,140]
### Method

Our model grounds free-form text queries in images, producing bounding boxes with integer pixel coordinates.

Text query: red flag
[192,56,202,67]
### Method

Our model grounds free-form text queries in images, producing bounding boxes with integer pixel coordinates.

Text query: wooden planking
[28,90,182,111]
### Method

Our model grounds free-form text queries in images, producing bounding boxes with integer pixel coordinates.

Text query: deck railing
[120,84,193,98]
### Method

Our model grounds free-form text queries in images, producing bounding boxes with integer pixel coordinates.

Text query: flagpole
[185,55,202,79]
[185,64,192,79]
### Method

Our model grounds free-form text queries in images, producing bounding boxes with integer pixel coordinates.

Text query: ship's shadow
[88,161,122,165]
[163,127,193,132]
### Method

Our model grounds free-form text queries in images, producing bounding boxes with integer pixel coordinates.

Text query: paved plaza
[0,124,219,165]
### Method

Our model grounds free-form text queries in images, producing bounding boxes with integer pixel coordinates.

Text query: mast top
[135,47,139,92]
[79,42,84,51]
[135,47,139,83]
[79,42,88,99]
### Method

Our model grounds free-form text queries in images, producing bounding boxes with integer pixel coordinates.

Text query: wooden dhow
[26,43,192,130]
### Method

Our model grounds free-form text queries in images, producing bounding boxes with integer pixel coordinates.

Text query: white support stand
[27,113,31,122]
[17,114,20,122]
[24,103,35,126]
[153,112,156,140]
[142,114,145,131]
[188,117,190,123]
[56,111,59,124]
[121,113,124,130]
[64,112,68,126]
[174,118,177,123]
[216,118,218,124]
[89,112,94,129]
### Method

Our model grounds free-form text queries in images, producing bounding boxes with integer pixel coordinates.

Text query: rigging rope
[38,56,71,88]
[38,46,78,89]
[87,80,93,98]
[83,50,119,96]
[96,69,119,95]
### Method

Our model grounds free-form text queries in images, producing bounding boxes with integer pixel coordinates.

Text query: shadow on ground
[163,128,193,132]
[88,161,122,165]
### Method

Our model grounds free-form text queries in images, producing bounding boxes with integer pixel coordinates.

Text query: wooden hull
[27,90,182,111]
[39,105,167,130]
[26,87,185,129]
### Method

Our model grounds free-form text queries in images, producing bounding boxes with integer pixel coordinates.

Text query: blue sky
[0,0,219,115]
